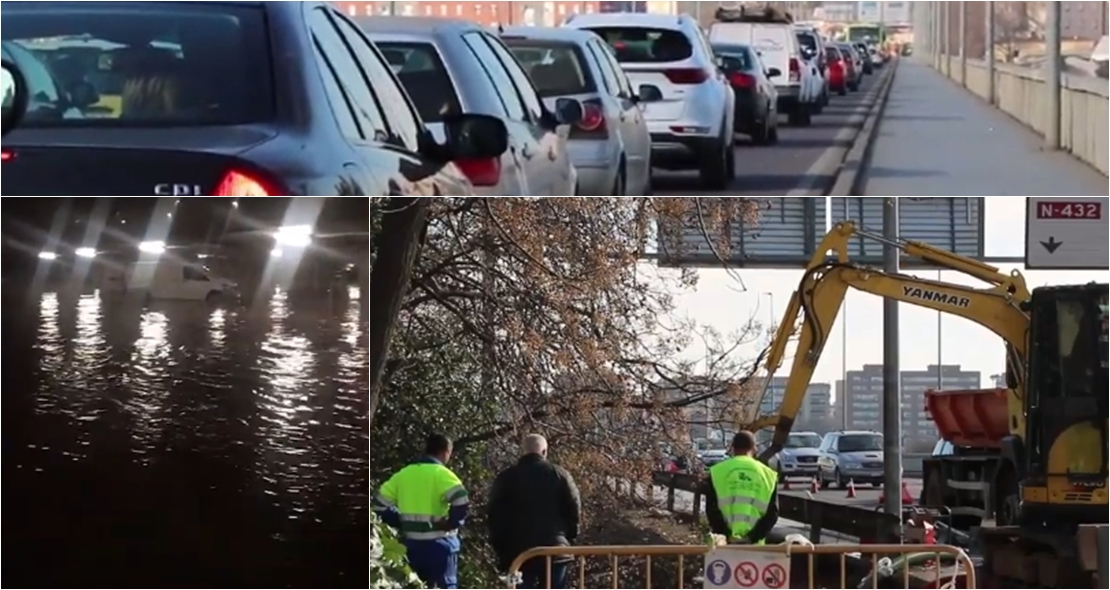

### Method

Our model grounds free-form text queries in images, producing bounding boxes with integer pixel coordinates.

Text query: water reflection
[5,290,368,588]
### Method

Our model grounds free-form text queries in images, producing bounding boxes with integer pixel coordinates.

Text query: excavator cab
[1021,282,1109,527]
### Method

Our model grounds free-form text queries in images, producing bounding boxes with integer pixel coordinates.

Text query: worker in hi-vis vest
[704,431,780,545]
[374,434,470,589]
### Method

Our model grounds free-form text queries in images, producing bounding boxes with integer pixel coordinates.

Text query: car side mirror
[2,60,30,137]
[553,97,583,126]
[439,113,509,161]
[766,67,782,78]
[638,84,663,103]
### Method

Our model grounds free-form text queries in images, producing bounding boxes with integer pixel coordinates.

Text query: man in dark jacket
[487,434,581,589]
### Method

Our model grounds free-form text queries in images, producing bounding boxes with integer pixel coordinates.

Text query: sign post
[703,548,790,590]
[1024,198,1109,270]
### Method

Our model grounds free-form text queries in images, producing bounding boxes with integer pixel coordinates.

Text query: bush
[370,513,425,589]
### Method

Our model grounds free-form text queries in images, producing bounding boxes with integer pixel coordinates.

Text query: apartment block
[840,364,981,443]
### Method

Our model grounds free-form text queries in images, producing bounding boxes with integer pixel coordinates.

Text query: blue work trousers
[405,539,459,589]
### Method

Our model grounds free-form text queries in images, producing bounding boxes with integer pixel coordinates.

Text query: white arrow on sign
[1025,198,1109,271]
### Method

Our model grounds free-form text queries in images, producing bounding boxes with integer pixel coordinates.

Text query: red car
[825,45,849,96]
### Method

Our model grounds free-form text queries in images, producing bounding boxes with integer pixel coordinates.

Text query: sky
[657,197,1109,394]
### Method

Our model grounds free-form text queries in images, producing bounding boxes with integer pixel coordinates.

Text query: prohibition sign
[733,561,760,588]
[762,563,787,589]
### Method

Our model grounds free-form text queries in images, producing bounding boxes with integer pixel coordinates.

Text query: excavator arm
[753,222,1032,462]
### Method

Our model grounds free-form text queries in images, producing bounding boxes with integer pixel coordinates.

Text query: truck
[920,388,1011,530]
[745,221,1108,587]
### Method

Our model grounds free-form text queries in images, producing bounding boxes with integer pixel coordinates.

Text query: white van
[102,258,236,302]
[709,7,819,126]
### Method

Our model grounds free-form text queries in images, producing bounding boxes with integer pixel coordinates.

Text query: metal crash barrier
[506,543,977,589]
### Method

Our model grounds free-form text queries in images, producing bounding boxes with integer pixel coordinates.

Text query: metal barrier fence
[507,543,977,589]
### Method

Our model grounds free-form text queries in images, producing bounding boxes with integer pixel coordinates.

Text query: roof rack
[715,4,794,25]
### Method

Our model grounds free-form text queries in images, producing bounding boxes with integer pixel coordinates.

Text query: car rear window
[826,46,841,60]
[712,44,754,70]
[376,42,461,124]
[1,1,274,127]
[796,33,817,53]
[587,27,693,63]
[504,40,594,98]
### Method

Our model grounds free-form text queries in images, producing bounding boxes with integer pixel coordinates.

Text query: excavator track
[980,524,1105,588]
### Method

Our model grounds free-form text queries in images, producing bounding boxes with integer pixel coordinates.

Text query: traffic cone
[901,482,915,505]
[810,477,820,494]
[846,479,857,499]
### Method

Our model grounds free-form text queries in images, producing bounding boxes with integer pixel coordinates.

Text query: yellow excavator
[746,222,1107,586]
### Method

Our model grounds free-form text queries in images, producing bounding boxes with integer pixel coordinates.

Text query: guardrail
[652,453,933,544]
[940,57,1109,175]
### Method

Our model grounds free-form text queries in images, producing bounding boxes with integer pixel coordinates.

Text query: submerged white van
[102,258,236,302]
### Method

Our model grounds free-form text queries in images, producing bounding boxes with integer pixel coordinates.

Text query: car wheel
[698,135,731,191]
[768,120,780,144]
[751,118,769,145]
[834,468,845,489]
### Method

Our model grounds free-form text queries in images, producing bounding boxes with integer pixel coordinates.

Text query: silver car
[818,430,885,489]
[500,26,652,196]
[358,17,582,196]
[564,12,736,190]
[767,431,823,479]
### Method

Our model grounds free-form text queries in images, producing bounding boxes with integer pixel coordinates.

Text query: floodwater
[2,288,368,588]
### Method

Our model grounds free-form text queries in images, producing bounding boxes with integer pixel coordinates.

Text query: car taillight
[663,68,709,85]
[1,151,12,162]
[213,169,275,196]
[789,57,801,83]
[455,157,501,188]
[576,101,606,133]
[728,72,756,90]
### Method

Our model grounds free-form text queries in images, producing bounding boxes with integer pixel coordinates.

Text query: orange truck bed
[924,388,1010,449]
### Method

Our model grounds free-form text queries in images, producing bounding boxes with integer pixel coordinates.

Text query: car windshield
[505,40,593,98]
[1,1,274,127]
[785,434,822,448]
[838,434,882,453]
[375,42,461,124]
[587,27,693,63]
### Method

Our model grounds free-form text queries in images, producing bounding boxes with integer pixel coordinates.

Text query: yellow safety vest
[709,456,778,544]
[376,461,469,541]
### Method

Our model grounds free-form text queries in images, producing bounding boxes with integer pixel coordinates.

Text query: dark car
[0,1,508,196]
[713,42,779,145]
[853,42,874,75]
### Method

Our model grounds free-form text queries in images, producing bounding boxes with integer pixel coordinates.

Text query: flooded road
[3,289,368,588]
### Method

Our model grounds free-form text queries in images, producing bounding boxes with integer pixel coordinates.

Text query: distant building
[759,377,833,432]
[842,365,981,443]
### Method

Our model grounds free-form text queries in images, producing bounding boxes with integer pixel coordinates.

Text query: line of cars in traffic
[0,2,886,197]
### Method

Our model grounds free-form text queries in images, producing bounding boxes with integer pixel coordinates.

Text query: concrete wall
[933,54,1109,176]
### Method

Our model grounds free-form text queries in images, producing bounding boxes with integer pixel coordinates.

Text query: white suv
[565,12,737,190]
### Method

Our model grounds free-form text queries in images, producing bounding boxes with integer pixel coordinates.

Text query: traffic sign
[703,549,791,589]
[762,563,788,589]
[734,561,759,587]
[1025,197,1109,270]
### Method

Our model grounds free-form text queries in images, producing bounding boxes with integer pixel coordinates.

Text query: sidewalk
[862,61,1108,196]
